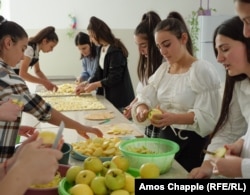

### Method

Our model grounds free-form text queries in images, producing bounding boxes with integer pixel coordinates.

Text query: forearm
[20,71,46,85]
[172,112,195,125]
[35,69,48,80]
[48,108,86,130]
[0,157,15,180]
[0,163,32,195]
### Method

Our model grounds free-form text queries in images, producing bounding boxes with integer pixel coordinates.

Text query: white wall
[0,0,236,91]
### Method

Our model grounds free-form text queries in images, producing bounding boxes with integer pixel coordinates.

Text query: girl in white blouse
[131,11,221,172]
[189,15,250,178]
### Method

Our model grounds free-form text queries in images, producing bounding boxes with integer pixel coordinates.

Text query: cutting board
[94,123,144,138]
[84,111,115,120]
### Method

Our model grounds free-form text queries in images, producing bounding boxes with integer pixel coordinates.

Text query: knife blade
[52,121,64,149]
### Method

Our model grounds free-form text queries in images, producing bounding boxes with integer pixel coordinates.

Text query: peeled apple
[213,147,227,158]
[148,108,162,120]
[38,131,56,145]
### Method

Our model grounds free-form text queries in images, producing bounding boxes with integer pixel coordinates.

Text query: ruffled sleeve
[188,60,222,137]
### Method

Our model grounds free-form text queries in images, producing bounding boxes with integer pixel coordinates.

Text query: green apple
[110,189,130,195]
[111,155,130,172]
[83,156,103,174]
[38,131,56,145]
[123,173,135,193]
[100,160,117,176]
[148,108,162,120]
[65,165,83,184]
[90,176,109,195]
[104,168,126,191]
[139,162,160,178]
[75,169,96,185]
[213,147,227,158]
[69,183,94,195]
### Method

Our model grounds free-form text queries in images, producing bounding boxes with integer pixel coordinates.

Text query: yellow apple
[148,108,162,120]
[65,165,83,184]
[83,156,103,174]
[100,160,117,176]
[213,147,227,158]
[75,169,96,185]
[123,173,135,193]
[90,176,109,195]
[12,99,24,107]
[111,155,130,172]
[104,168,126,191]
[38,131,56,145]
[69,183,94,195]
[110,189,130,195]
[139,162,160,178]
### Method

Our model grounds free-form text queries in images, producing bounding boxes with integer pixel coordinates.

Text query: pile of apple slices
[71,137,122,157]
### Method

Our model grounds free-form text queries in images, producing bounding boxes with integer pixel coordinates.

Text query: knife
[98,119,110,124]
[52,121,64,149]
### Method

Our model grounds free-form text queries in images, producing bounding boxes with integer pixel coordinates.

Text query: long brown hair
[135,11,162,84]
[87,16,128,57]
[29,26,58,44]
[210,16,250,140]
[234,0,250,3]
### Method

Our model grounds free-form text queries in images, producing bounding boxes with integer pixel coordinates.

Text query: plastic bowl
[119,138,180,174]
[59,142,72,165]
[24,164,70,195]
[58,178,71,195]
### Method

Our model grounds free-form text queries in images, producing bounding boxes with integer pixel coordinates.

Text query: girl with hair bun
[131,11,221,171]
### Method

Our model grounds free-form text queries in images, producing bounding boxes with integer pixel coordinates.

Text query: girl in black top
[75,16,135,112]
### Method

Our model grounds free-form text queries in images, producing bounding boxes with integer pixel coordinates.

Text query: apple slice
[213,147,227,158]
[12,99,24,107]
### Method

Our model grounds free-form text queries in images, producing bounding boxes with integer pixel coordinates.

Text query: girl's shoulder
[190,59,220,78]
[190,59,221,91]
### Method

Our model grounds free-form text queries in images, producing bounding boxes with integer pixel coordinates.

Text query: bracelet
[4,159,8,175]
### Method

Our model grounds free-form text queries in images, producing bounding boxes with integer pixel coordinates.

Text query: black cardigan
[89,45,135,109]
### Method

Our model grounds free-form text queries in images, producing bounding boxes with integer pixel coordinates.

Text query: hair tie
[0,18,7,26]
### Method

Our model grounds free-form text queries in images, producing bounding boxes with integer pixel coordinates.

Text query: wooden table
[20,82,188,178]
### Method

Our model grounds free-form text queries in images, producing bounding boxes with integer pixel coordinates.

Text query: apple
[104,168,126,191]
[213,147,227,158]
[83,156,103,174]
[139,162,160,178]
[38,131,56,145]
[69,183,94,195]
[90,176,109,195]
[110,189,130,195]
[12,99,24,107]
[123,173,135,193]
[65,165,83,184]
[111,155,130,172]
[148,108,162,120]
[75,169,96,185]
[100,160,117,176]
